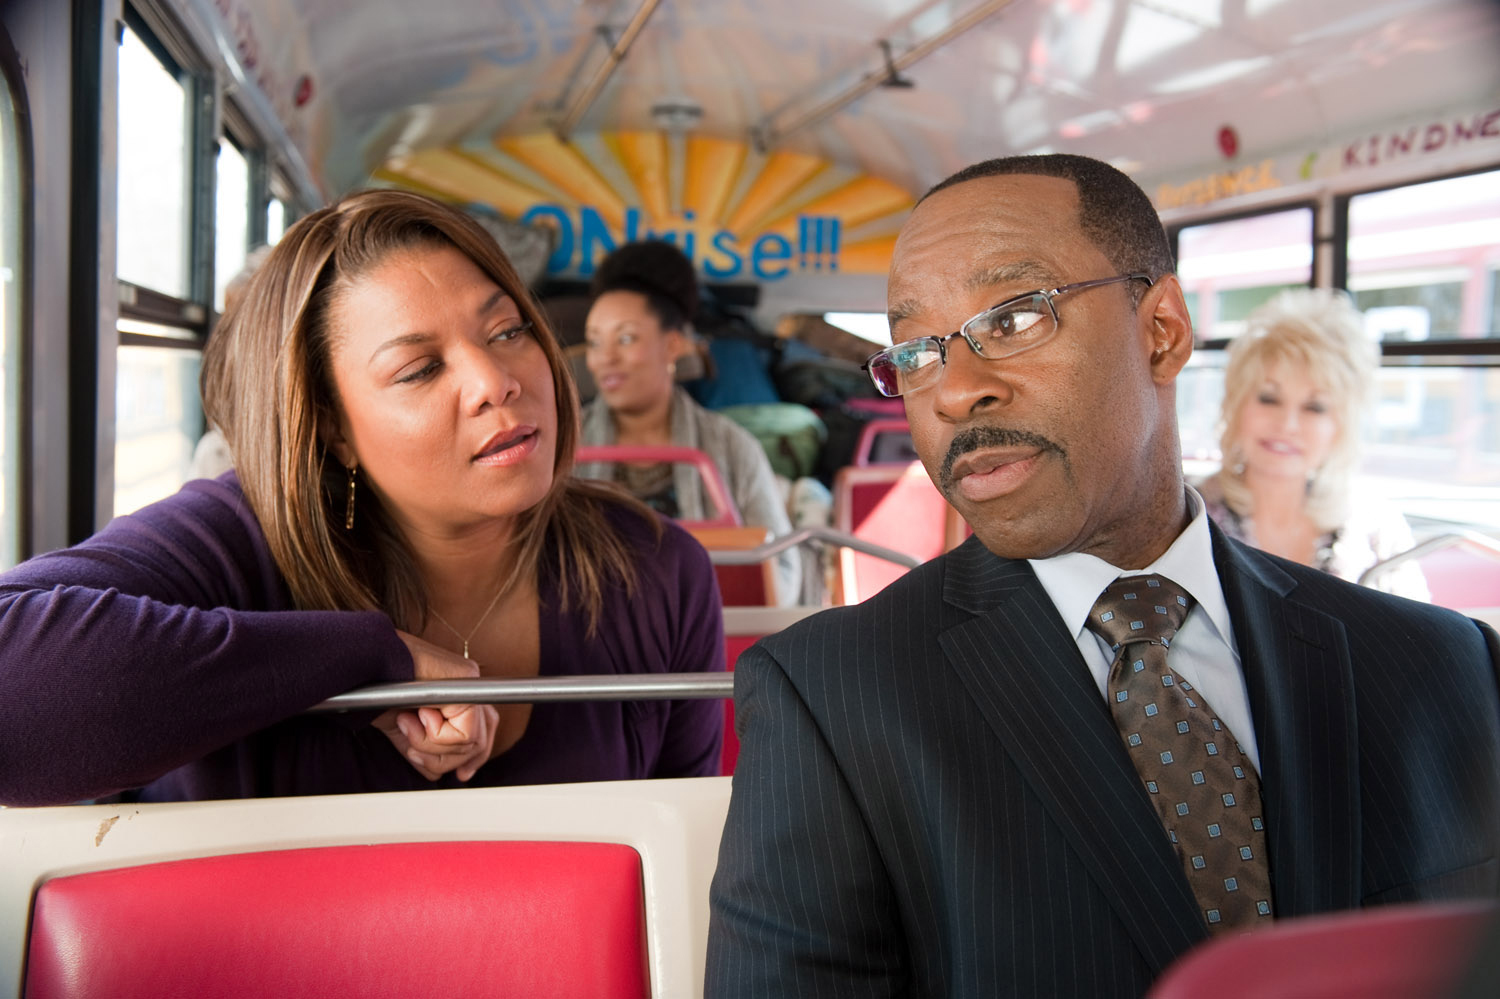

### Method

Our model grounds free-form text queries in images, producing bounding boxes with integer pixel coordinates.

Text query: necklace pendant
[462,641,469,660]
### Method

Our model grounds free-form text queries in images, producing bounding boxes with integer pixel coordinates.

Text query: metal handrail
[309,671,734,713]
[1358,529,1500,586]
[706,525,922,569]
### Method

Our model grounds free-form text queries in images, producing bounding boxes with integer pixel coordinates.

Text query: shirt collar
[1027,486,1234,648]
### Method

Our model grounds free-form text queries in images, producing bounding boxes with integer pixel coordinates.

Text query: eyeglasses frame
[862,272,1155,397]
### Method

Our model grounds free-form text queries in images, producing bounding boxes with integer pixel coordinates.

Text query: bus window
[1347,169,1500,341]
[267,195,287,244]
[113,328,203,518]
[113,13,208,517]
[214,137,250,311]
[824,312,890,346]
[116,23,189,300]
[1366,363,1500,529]
[1175,207,1314,342]
[0,58,19,569]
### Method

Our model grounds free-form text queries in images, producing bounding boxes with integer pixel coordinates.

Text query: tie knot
[1085,574,1194,650]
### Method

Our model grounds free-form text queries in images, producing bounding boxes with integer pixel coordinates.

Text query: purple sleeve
[649,518,727,778]
[0,476,413,805]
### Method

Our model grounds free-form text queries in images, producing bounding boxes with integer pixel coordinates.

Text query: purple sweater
[0,474,725,805]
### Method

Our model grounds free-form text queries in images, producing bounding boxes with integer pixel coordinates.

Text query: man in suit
[706,154,1500,997]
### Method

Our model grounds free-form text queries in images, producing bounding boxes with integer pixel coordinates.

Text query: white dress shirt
[1028,487,1261,771]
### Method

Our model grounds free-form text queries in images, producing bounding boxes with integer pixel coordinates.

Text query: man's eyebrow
[965,261,1059,297]
[888,261,1060,330]
[888,299,920,328]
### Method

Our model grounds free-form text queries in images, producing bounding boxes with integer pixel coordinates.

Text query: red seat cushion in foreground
[25,840,648,999]
[1146,900,1497,999]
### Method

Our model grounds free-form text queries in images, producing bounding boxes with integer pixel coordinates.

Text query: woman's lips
[1257,438,1303,456]
[473,427,539,466]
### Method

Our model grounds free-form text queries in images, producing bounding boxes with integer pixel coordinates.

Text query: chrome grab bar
[1358,529,1500,586]
[309,671,735,713]
[706,525,922,569]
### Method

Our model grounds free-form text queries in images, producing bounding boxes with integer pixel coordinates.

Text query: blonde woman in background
[1198,287,1429,600]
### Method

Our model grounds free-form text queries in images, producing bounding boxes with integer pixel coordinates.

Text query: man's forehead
[889,173,1082,275]
[887,260,1061,328]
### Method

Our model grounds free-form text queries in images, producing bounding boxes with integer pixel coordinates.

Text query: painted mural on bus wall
[1150,102,1500,213]
[204,0,324,169]
[372,132,915,282]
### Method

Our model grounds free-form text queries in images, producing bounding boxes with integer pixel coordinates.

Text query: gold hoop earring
[345,463,358,530]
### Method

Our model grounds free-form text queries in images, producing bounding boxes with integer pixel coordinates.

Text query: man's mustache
[940,426,1066,493]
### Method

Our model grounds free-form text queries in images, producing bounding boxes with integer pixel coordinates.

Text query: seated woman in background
[1199,287,1429,600]
[577,240,802,606]
[0,190,724,806]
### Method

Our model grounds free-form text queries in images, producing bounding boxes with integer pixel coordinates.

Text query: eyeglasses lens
[966,295,1055,345]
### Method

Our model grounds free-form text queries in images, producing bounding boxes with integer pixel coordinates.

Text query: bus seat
[719,607,822,775]
[852,418,918,466]
[842,397,906,418]
[26,841,647,999]
[832,462,963,603]
[576,444,742,528]
[1416,546,1500,610]
[1146,900,1498,999]
[686,524,776,608]
[2,777,733,998]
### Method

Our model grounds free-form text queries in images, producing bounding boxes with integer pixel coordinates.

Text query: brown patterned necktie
[1085,574,1274,934]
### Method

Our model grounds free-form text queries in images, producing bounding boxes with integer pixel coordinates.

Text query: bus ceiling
[158,0,1500,304]
[179,0,1500,196]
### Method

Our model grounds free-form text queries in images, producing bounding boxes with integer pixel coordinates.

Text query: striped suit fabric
[706,523,1500,998]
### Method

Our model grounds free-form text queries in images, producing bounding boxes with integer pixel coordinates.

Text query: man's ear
[1144,274,1194,384]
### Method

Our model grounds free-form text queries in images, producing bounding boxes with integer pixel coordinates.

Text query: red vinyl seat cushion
[1147,900,1497,999]
[24,840,648,999]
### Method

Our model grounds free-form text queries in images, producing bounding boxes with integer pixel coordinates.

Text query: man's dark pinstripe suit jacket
[707,522,1500,998]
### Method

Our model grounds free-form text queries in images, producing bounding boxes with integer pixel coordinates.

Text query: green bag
[719,403,828,481]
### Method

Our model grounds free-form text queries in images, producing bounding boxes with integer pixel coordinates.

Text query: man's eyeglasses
[862,273,1154,398]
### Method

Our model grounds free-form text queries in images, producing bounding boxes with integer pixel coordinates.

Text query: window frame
[1166,199,1320,350]
[0,21,30,568]
[1334,163,1500,354]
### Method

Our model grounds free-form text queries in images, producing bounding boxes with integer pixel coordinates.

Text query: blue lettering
[703,230,743,279]
[578,206,617,277]
[641,227,681,246]
[752,234,794,280]
[624,207,641,243]
[521,205,573,274]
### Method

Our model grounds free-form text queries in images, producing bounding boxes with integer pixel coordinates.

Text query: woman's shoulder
[692,403,760,448]
[2,470,283,606]
[116,472,265,543]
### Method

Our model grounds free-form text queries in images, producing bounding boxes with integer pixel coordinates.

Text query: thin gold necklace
[428,581,509,660]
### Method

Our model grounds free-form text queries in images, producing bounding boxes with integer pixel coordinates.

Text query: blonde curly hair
[1215,288,1379,532]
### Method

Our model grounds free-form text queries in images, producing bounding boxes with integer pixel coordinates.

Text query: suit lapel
[1211,527,1361,915]
[936,538,1208,974]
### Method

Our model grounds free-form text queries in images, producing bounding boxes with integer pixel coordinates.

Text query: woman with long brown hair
[0,189,725,805]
